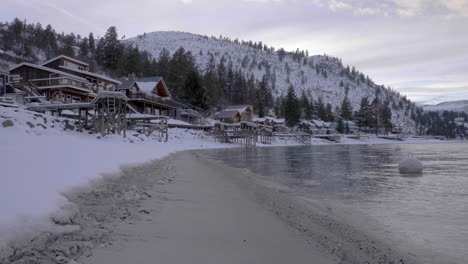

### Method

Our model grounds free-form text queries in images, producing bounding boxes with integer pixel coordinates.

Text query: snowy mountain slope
[126,31,417,132]
[422,100,468,113]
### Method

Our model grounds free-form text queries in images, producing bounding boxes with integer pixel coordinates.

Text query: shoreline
[0,149,423,263]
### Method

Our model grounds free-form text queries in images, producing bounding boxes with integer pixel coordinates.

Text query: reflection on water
[206,143,468,264]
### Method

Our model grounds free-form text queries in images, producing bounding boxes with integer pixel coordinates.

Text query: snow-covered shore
[0,106,234,249]
[0,106,450,260]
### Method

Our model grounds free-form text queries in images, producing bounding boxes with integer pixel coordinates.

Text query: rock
[26,121,35,128]
[50,202,81,225]
[2,119,14,127]
[398,155,423,174]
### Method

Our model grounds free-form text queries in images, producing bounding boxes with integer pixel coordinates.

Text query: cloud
[354,7,379,16]
[242,0,281,2]
[329,0,352,11]
[180,0,193,3]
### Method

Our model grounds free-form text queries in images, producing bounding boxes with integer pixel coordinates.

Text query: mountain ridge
[126,31,419,132]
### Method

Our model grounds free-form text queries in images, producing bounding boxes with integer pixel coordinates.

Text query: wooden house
[117,75,178,118]
[41,55,121,94]
[214,110,242,123]
[170,97,204,124]
[0,65,8,96]
[9,62,94,103]
[253,117,272,127]
[224,105,253,121]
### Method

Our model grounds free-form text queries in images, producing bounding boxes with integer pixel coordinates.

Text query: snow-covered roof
[272,118,285,123]
[225,105,252,112]
[41,55,88,67]
[137,81,157,94]
[58,66,121,85]
[311,120,325,127]
[118,79,139,90]
[10,62,88,82]
[253,117,267,122]
[214,110,241,119]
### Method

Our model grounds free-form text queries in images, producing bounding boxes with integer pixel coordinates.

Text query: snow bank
[0,106,231,247]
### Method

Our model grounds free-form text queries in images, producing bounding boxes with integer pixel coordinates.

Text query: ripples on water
[206,143,468,264]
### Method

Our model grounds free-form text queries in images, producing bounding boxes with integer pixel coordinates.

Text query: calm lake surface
[206,143,468,264]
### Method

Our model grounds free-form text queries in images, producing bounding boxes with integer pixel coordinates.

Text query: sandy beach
[1,147,427,264]
[83,151,336,264]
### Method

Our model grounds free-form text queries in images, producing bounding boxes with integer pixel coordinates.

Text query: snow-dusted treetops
[1,18,467,136]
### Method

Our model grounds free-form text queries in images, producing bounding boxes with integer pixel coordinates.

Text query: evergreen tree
[156,48,170,78]
[61,34,75,57]
[98,26,123,70]
[203,54,221,107]
[370,98,381,134]
[325,103,335,122]
[340,96,353,120]
[284,85,301,127]
[336,119,345,133]
[183,70,208,109]
[78,37,89,57]
[380,101,393,133]
[355,97,371,130]
[88,32,95,55]
[300,91,309,119]
[167,47,196,97]
[317,97,327,121]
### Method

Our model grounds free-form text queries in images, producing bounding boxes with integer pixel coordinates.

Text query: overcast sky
[2,0,468,104]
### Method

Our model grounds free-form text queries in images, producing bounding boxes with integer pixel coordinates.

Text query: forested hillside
[1,18,466,137]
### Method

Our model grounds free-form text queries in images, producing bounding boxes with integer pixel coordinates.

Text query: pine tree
[183,70,208,109]
[336,119,345,133]
[325,103,335,122]
[355,97,371,130]
[98,26,123,70]
[88,32,95,56]
[284,85,301,127]
[340,96,353,120]
[317,97,327,121]
[167,47,196,97]
[156,48,170,78]
[370,98,381,134]
[78,37,89,57]
[61,34,75,57]
[380,101,393,133]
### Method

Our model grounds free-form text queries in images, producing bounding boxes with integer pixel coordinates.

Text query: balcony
[127,91,169,105]
[29,77,92,93]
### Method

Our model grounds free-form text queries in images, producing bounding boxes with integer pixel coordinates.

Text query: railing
[29,77,92,91]
[127,91,167,104]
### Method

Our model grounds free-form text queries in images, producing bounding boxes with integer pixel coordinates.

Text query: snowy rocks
[398,155,423,174]
[50,202,82,225]
[2,119,14,127]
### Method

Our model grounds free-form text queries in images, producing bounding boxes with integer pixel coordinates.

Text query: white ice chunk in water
[398,155,423,174]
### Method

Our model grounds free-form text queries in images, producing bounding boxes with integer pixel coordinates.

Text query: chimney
[89,59,97,73]
[128,73,136,81]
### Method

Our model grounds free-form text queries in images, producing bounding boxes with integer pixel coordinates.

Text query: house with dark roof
[8,55,123,104]
[9,62,95,103]
[224,105,253,121]
[214,110,242,123]
[0,63,8,96]
[117,74,178,118]
[41,55,121,94]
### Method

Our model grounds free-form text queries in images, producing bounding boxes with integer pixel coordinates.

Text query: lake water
[206,143,468,264]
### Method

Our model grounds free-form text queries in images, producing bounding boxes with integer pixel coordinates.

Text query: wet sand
[85,151,336,264]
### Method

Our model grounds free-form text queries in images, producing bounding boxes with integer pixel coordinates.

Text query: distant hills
[422,100,468,113]
[126,31,419,131]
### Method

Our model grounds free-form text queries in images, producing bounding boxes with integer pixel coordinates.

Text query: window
[72,96,81,103]
[78,66,84,71]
